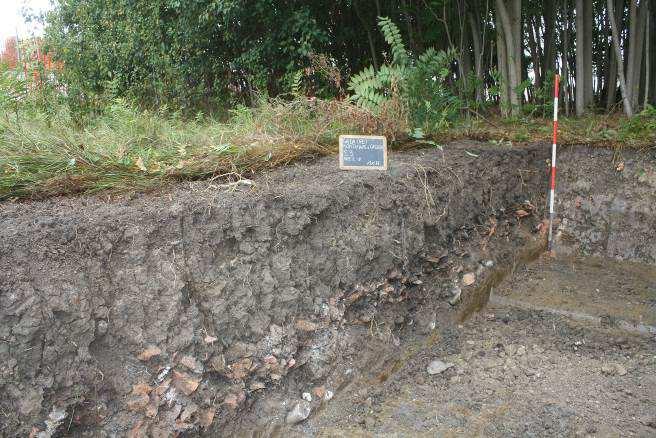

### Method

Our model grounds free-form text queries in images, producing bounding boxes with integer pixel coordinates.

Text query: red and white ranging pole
[548,74,560,252]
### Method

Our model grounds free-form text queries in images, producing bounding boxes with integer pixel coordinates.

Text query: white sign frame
[338,135,388,171]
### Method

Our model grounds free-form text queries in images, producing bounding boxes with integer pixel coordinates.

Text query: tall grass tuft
[1,93,405,200]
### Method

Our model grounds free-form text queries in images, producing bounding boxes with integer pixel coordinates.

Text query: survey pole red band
[548,74,560,252]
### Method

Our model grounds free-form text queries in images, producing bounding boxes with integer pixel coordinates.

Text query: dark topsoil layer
[0,141,654,437]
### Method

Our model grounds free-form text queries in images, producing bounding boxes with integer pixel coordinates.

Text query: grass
[0,97,405,201]
[448,109,656,149]
[2,90,655,202]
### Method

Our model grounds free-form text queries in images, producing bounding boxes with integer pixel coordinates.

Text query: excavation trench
[0,141,654,437]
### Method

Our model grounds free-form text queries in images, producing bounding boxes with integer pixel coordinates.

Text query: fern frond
[347,66,378,91]
[378,17,409,67]
[289,70,304,97]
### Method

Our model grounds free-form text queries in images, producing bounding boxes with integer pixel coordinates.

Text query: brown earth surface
[1,141,655,437]
[283,256,656,438]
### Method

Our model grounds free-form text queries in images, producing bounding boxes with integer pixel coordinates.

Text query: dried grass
[0,98,407,201]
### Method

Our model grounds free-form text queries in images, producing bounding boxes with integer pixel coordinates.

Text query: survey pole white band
[547,74,560,252]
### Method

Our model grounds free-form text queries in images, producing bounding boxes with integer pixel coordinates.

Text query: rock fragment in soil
[448,287,462,306]
[172,371,200,395]
[601,363,628,376]
[138,345,162,361]
[179,355,204,374]
[313,386,326,399]
[223,391,246,409]
[250,381,266,391]
[286,401,312,424]
[198,409,215,429]
[36,406,67,438]
[427,359,455,375]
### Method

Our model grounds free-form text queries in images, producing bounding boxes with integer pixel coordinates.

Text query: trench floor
[290,255,656,437]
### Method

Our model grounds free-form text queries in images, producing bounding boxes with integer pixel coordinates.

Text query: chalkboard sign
[339,135,388,170]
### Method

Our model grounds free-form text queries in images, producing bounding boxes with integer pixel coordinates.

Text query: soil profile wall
[0,142,653,436]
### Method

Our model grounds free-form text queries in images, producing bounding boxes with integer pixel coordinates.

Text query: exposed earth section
[295,304,656,437]
[1,142,655,437]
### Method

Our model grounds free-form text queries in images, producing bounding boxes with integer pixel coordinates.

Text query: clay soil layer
[1,141,655,437]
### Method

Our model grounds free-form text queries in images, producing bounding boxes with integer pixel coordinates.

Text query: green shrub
[348,17,460,134]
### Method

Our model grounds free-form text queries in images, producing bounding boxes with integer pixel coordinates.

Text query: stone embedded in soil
[96,320,108,336]
[295,319,319,332]
[223,391,246,409]
[127,394,150,412]
[462,273,476,286]
[145,400,159,418]
[203,334,218,344]
[137,345,162,361]
[448,287,462,306]
[131,383,153,396]
[286,401,312,424]
[601,363,628,376]
[172,371,201,395]
[199,408,216,429]
[414,308,437,334]
[263,354,278,365]
[154,379,171,397]
[227,358,253,380]
[179,355,204,374]
[36,406,67,438]
[387,269,402,280]
[180,403,198,422]
[615,364,628,376]
[250,381,266,391]
[313,386,326,399]
[427,359,455,375]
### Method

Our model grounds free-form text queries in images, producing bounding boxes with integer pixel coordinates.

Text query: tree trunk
[606,41,619,110]
[575,0,586,115]
[583,0,594,106]
[461,23,473,86]
[650,4,656,105]
[542,0,557,81]
[511,0,523,99]
[496,0,521,115]
[496,9,511,113]
[353,0,379,70]
[608,0,634,115]
[528,16,543,91]
[626,0,638,99]
[400,0,418,53]
[629,1,647,109]
[645,8,651,106]
[469,10,484,102]
[606,0,623,110]
[563,0,571,115]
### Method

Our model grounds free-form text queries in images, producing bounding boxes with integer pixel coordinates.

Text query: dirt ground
[285,255,656,438]
[1,142,655,437]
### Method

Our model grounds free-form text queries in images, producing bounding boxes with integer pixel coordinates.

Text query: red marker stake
[548,74,560,252]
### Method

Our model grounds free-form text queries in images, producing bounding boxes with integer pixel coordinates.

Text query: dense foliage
[349,18,459,132]
[43,0,655,118]
[45,1,334,110]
